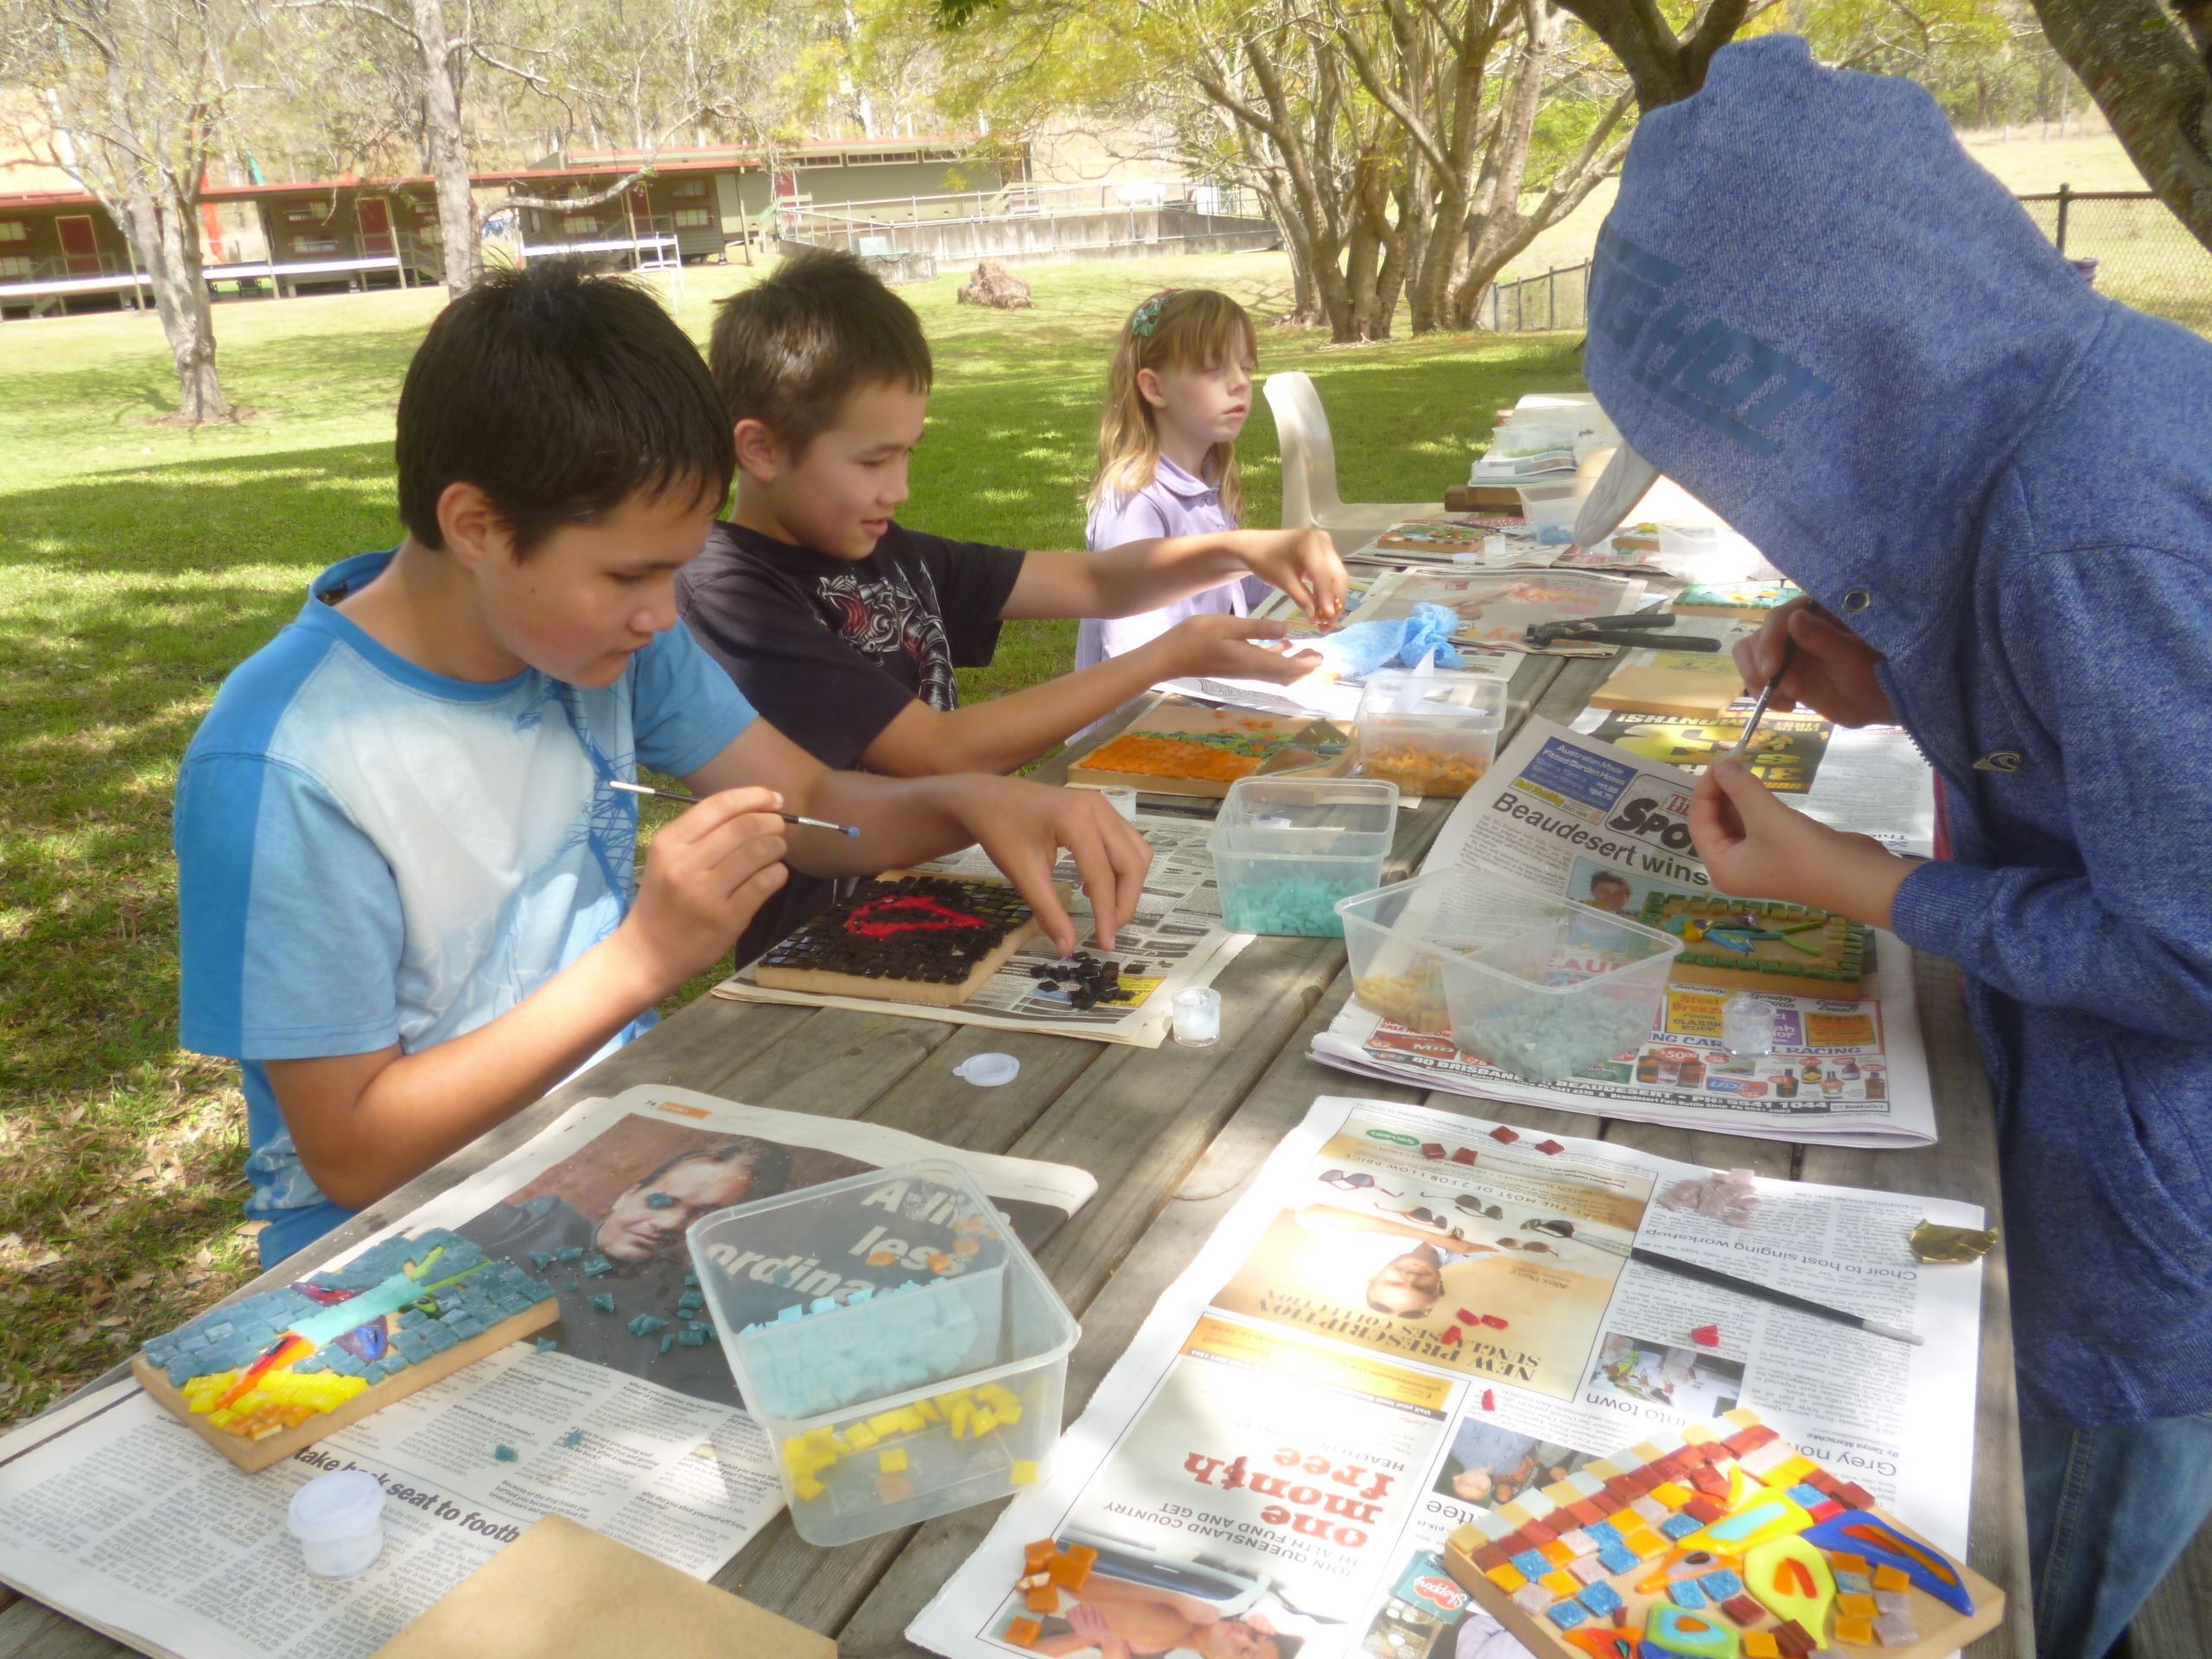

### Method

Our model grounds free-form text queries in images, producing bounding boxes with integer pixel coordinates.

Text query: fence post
[2055,182,2070,256]
[1548,266,1557,330]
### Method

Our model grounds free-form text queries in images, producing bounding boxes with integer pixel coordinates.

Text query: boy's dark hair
[708,245,933,459]
[396,259,734,556]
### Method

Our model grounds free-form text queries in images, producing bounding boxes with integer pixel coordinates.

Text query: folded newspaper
[713,811,1249,1046]
[908,1096,1985,1659]
[1311,719,1939,1147]
[0,1088,1094,1659]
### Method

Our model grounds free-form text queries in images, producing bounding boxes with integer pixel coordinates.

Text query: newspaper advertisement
[1309,720,1939,1147]
[0,1087,1095,1659]
[1574,709,1938,858]
[713,810,1249,1046]
[908,1096,1986,1659]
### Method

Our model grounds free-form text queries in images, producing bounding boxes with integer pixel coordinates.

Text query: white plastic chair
[1263,372,1447,550]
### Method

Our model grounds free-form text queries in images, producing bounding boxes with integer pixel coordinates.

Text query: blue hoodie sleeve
[1889,546,2212,1041]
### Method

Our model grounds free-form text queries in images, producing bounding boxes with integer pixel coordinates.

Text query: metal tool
[1525,612,1722,652]
[607,779,860,837]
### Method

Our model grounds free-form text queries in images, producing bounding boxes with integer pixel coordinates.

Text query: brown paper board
[372,1515,836,1659]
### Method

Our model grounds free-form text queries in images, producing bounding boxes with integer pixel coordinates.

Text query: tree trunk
[2028,0,2212,253]
[119,188,231,423]
[413,0,480,293]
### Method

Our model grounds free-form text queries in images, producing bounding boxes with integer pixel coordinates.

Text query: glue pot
[288,1468,386,1580]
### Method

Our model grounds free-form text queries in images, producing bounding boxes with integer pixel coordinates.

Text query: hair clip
[1129,289,1181,338]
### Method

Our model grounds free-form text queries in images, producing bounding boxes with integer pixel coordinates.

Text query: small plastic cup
[288,1469,386,1580]
[1721,993,1779,1060]
[1173,987,1221,1047]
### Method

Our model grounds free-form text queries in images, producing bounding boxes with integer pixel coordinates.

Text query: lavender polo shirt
[1077,454,1269,668]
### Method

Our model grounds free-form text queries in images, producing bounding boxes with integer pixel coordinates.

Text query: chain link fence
[2017,188,2212,332]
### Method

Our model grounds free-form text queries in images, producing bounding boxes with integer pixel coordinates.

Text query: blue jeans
[2022,1411,2212,1659]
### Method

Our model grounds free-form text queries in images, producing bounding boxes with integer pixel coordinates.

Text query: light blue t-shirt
[175,550,757,1263]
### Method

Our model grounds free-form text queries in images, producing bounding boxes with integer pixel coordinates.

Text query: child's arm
[1694,549,2212,1039]
[262,720,1157,1211]
[1005,527,1350,628]
[854,613,1320,779]
[264,787,797,1210]
[684,715,1152,957]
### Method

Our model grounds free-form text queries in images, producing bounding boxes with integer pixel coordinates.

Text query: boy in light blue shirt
[175,261,1150,1268]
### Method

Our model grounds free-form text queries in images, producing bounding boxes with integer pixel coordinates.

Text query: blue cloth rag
[1313,602,1464,677]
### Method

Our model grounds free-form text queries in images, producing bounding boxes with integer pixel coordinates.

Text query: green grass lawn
[0,250,1586,1424]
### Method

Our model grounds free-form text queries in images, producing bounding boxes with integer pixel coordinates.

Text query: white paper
[1311,719,1939,1146]
[0,1087,1096,1659]
[908,1096,1984,1659]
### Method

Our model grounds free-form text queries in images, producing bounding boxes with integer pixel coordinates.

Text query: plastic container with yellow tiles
[688,1160,1077,1545]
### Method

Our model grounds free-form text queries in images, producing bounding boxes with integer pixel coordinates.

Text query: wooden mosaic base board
[1642,894,1872,1002]
[1674,582,1803,620]
[134,1300,556,1473]
[753,875,1061,1009]
[1446,1505,2004,1659]
[1588,651,1750,719]
[1377,520,1491,552]
[1067,701,1349,799]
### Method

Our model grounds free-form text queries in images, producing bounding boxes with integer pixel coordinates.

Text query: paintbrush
[1728,636,1799,760]
[607,779,859,837]
[1629,1244,1923,1344]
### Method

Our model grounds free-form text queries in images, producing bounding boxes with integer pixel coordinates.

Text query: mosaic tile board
[1640,893,1872,1001]
[133,1230,558,1472]
[1675,582,1804,620]
[1068,700,1349,798]
[1444,1408,2002,1659]
[1589,651,1750,719]
[1376,518,1495,553]
[753,874,1050,1007]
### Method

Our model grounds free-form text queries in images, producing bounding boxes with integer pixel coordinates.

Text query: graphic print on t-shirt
[817,568,957,710]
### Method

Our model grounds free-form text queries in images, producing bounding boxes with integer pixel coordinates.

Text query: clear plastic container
[1516,482,1581,543]
[1210,778,1400,938]
[688,1160,1078,1546]
[1439,899,1681,1083]
[1356,671,1508,798]
[1337,868,1561,1035]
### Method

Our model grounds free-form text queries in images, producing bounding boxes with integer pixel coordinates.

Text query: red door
[56,214,99,275]
[357,198,393,257]
[772,169,798,203]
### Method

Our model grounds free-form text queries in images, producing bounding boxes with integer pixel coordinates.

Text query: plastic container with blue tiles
[1338,868,1681,1078]
[688,1160,1077,1547]
[1209,777,1399,938]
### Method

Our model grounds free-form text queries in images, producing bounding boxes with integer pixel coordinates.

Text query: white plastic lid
[288,1469,385,1541]
[953,1052,1020,1087]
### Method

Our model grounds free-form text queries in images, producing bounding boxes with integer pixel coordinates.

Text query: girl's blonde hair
[1087,288,1258,524]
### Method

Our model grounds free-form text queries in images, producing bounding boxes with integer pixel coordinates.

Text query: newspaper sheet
[711,810,1248,1046]
[1574,709,1939,859]
[0,1087,1095,1659]
[909,1096,1986,1659]
[1309,721,1939,1147]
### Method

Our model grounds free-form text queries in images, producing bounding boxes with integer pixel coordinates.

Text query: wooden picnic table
[0,652,2033,1659]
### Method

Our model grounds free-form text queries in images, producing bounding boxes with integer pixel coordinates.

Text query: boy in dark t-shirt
[681,248,1353,956]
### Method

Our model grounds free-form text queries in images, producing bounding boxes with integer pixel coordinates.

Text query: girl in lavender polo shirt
[1078,289,1272,669]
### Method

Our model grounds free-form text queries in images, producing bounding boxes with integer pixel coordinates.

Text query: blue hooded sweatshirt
[1584,36,2212,1426]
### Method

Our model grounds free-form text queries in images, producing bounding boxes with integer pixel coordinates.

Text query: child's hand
[1240,528,1350,626]
[1158,613,1326,683]
[1689,757,1911,927]
[1735,597,1895,727]
[620,787,789,995]
[949,779,1155,954]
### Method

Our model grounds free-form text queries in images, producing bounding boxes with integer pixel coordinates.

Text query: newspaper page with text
[0,1088,1095,1659]
[1310,721,1938,1147]
[909,1096,1985,1659]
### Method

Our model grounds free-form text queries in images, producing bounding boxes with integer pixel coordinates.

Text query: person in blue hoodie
[1572,37,2212,1659]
